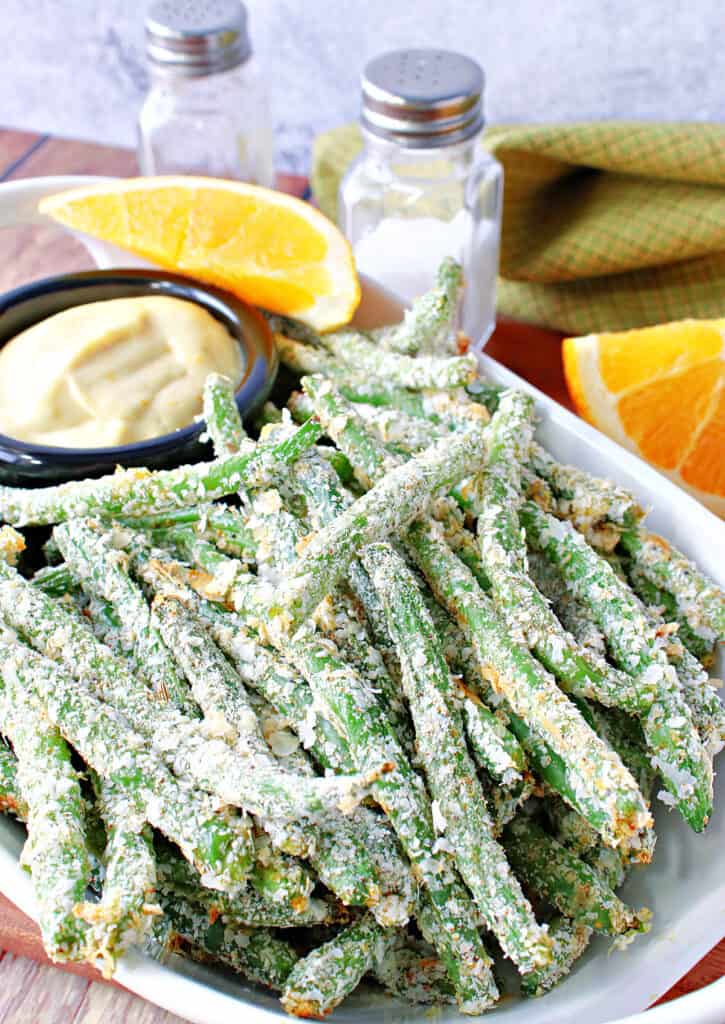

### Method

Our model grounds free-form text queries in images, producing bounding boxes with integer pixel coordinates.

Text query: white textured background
[3,0,724,172]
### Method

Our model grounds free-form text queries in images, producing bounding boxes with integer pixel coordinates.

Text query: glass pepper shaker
[138,0,274,186]
[339,49,503,347]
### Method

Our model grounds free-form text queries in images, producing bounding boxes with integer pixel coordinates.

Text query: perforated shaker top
[361,49,485,147]
[146,0,251,75]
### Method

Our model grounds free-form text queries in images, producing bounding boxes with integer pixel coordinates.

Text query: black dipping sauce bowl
[0,269,278,485]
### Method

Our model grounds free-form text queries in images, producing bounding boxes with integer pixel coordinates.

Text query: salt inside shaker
[138,0,274,186]
[339,49,503,347]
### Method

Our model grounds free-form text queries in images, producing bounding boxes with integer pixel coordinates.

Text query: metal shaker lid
[361,49,484,147]
[146,0,251,77]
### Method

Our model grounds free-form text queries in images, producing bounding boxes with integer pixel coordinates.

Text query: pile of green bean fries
[0,259,723,1018]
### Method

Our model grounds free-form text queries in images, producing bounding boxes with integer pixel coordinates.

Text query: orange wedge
[39,176,360,332]
[563,319,725,516]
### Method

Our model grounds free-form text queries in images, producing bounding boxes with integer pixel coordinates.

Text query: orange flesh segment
[563,318,725,514]
[617,360,722,470]
[63,193,128,244]
[124,187,190,263]
[115,188,335,312]
[183,190,328,268]
[39,178,360,331]
[680,382,725,495]
[599,320,725,394]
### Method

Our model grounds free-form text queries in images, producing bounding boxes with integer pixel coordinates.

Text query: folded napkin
[312,122,725,334]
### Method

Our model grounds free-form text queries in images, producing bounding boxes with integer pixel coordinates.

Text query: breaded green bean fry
[521,502,713,832]
[75,773,161,976]
[619,527,725,647]
[0,674,90,961]
[202,372,248,455]
[406,520,652,848]
[268,398,488,633]
[0,632,251,893]
[0,739,26,819]
[155,839,332,928]
[0,418,321,526]
[520,916,592,997]
[162,891,299,990]
[373,935,456,1005]
[366,257,463,355]
[281,913,388,1017]
[365,542,552,972]
[322,331,477,390]
[503,816,649,936]
[54,519,196,713]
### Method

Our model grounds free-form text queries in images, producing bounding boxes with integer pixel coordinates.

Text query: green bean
[520,916,592,997]
[622,563,715,662]
[348,402,445,455]
[300,378,648,845]
[268,392,488,634]
[364,542,552,972]
[154,840,333,928]
[168,459,493,993]
[302,375,402,490]
[248,834,315,911]
[353,546,528,792]
[2,559,386,878]
[31,563,81,599]
[0,738,26,819]
[120,504,255,548]
[545,796,600,857]
[54,519,196,714]
[195,597,354,773]
[462,694,528,787]
[366,258,463,355]
[275,333,345,376]
[581,702,656,802]
[281,913,388,1016]
[373,935,456,1005]
[487,776,536,834]
[527,551,609,659]
[529,443,643,547]
[332,377,488,430]
[130,505,258,561]
[275,632,498,1011]
[502,817,648,936]
[283,446,413,737]
[477,392,643,716]
[307,376,641,719]
[202,372,248,455]
[137,536,403,911]
[0,418,321,526]
[0,563,255,878]
[49,527,377,826]
[75,772,161,976]
[619,528,725,646]
[321,331,478,390]
[316,445,358,489]
[0,631,251,893]
[522,502,713,832]
[161,891,298,991]
[0,669,90,961]
[406,520,652,848]
[189,587,497,1009]
[583,845,627,891]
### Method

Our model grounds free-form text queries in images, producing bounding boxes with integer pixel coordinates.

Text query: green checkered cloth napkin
[312,121,725,334]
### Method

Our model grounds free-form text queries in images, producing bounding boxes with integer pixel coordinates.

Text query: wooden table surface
[0,125,723,1023]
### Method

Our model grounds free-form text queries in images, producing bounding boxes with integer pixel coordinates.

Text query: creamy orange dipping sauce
[0,296,242,448]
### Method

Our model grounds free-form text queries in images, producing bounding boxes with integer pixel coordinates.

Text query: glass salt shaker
[138,0,274,186]
[339,49,503,347]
